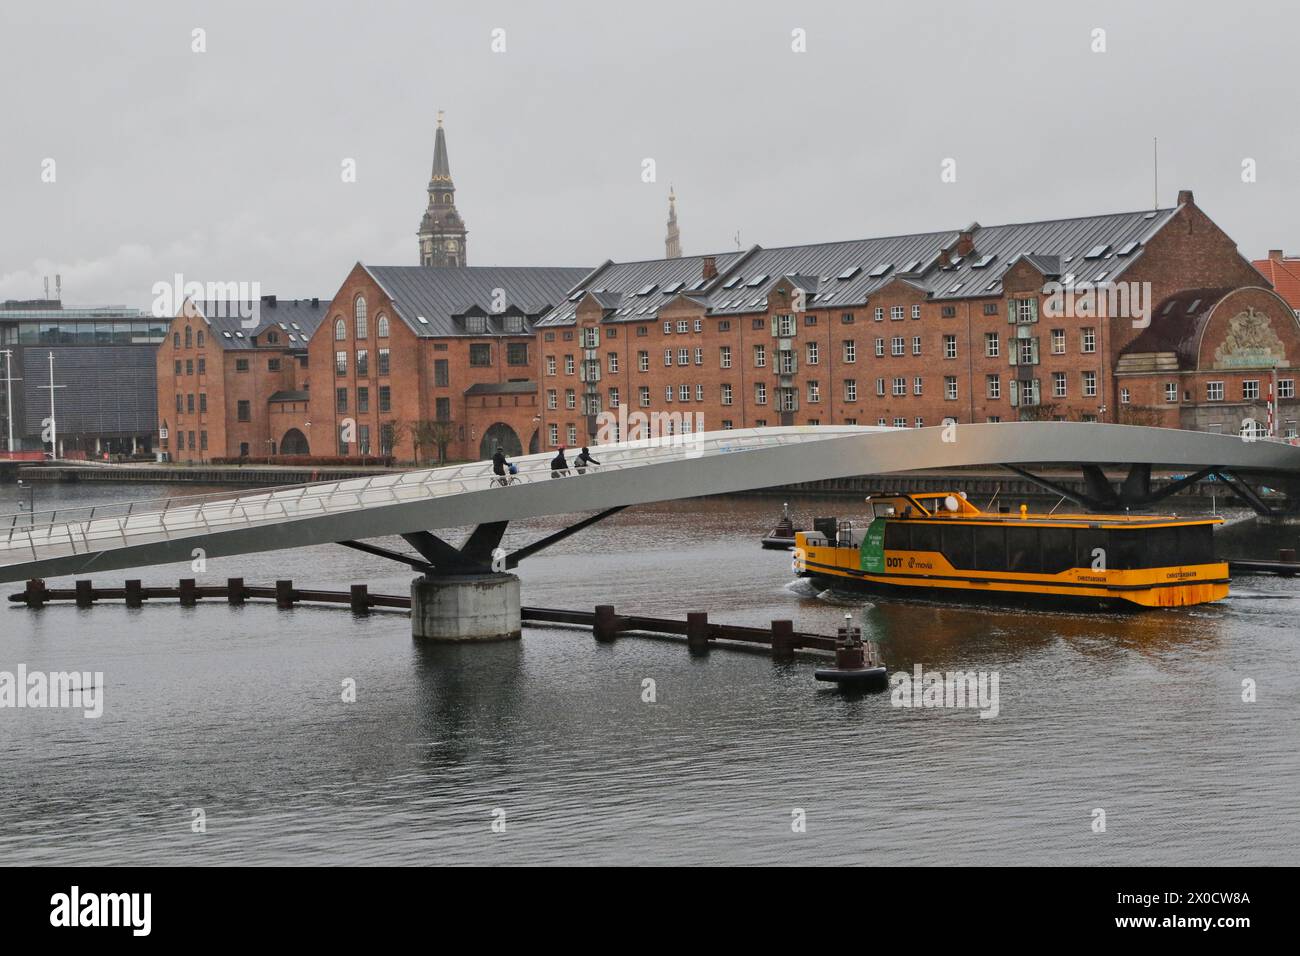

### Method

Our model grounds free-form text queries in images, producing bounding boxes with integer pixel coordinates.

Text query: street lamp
[16,478,34,527]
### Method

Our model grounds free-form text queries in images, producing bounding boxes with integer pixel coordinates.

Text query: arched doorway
[281,428,310,456]
[479,422,522,459]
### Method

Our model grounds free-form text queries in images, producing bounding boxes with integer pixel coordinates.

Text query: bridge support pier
[410,572,521,642]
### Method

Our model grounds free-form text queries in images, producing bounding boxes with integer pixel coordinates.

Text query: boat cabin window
[942,525,974,569]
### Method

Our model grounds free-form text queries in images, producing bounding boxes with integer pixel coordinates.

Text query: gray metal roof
[364,265,590,337]
[464,381,537,396]
[538,205,1181,325]
[190,298,329,350]
[268,389,310,403]
[536,251,749,327]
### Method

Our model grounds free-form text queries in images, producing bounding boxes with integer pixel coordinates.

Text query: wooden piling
[687,611,710,655]
[178,578,197,606]
[276,579,295,609]
[771,619,796,661]
[350,584,369,613]
[125,579,143,608]
[24,579,46,609]
[593,604,619,643]
[75,579,94,608]
[227,577,245,605]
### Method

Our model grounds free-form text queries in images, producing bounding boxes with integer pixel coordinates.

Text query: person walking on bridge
[550,446,570,478]
[574,446,600,475]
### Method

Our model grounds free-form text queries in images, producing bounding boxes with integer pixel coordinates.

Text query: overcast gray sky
[1,0,1296,309]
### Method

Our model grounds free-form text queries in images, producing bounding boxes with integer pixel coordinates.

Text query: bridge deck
[2,423,1298,583]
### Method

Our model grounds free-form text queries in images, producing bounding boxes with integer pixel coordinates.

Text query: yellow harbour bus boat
[793,492,1229,610]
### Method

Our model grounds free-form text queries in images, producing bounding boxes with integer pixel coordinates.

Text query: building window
[639,386,650,407]
[1015,298,1037,324]
[435,397,450,422]
[722,383,733,405]
[844,380,857,402]
[1278,379,1295,399]
[379,385,391,412]
[567,424,578,446]
[891,336,905,357]
[984,303,999,316]
[844,340,856,363]
[694,318,703,333]
[548,423,559,446]
[1051,329,1065,354]
[546,355,557,376]
[912,304,922,319]
[875,337,885,358]
[1083,371,1097,397]
[235,358,249,373]
[564,355,575,375]
[175,394,182,413]
[874,307,884,321]
[912,336,922,355]
[944,334,957,359]
[913,376,923,395]
[720,345,732,369]
[377,315,389,338]
[199,394,207,413]
[754,345,766,368]
[378,349,390,375]
[174,359,181,375]
[944,376,958,401]
[677,320,689,334]
[1120,387,1131,404]
[356,349,369,377]
[1081,328,1096,353]
[638,351,649,372]
[335,388,348,413]
[237,399,251,421]
[841,312,855,324]
[608,352,619,373]
[1207,381,1224,402]
[875,377,885,397]
[893,417,907,428]
[609,387,619,408]
[1018,338,1037,365]
[806,342,818,365]
[680,385,690,402]
[470,344,492,367]
[986,374,1000,399]
[694,347,703,366]
[941,306,956,318]
[1242,380,1260,400]
[808,380,820,403]
[678,348,689,366]
[755,382,767,405]
[335,351,347,376]
[200,431,207,451]
[506,342,529,366]
[985,332,999,357]
[892,377,906,397]
[1164,382,1178,403]
[354,296,368,337]
[565,389,576,410]
[268,358,281,372]
[718,320,731,332]
[663,349,672,367]
[434,358,449,387]
[890,306,905,321]
[663,321,672,334]
[775,313,796,337]
[547,389,557,410]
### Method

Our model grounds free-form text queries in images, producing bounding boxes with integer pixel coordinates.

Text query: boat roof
[865,492,1221,528]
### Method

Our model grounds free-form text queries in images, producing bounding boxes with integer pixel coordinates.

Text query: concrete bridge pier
[410,572,521,641]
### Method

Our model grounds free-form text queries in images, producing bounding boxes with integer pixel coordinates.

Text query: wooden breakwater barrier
[7,579,850,660]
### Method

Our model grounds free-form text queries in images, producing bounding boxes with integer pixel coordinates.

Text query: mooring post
[227,577,244,605]
[75,579,93,608]
[125,579,143,608]
[276,579,295,609]
[25,579,46,609]
[350,584,369,614]
[687,611,710,655]
[771,619,796,661]
[179,578,197,607]
[594,604,619,643]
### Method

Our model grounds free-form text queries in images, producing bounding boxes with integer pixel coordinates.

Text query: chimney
[311,297,319,307]
[702,256,718,281]
[956,233,975,257]
[262,294,277,308]
[1177,188,1194,206]
[1269,250,1284,261]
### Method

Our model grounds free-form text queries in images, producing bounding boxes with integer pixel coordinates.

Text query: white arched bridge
[3,423,1300,586]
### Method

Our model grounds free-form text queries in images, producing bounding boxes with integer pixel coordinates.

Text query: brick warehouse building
[155,296,328,461]
[305,263,588,463]
[536,189,1296,448]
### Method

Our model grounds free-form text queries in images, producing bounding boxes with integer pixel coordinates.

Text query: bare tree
[411,419,457,465]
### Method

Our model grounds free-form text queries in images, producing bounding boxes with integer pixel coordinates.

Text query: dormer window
[504,315,524,333]
[466,315,488,334]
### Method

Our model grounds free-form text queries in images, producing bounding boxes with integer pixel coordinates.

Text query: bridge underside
[3,423,1300,584]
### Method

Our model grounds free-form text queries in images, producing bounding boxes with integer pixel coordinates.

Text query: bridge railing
[0,427,853,562]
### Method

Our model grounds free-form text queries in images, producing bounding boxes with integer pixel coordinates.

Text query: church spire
[418,110,467,267]
[665,186,682,259]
